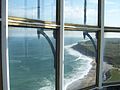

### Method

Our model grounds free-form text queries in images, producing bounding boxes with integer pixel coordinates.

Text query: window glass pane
[103,32,120,84]
[8,27,56,90]
[105,0,120,27]
[64,31,97,89]
[65,0,98,25]
[8,0,56,22]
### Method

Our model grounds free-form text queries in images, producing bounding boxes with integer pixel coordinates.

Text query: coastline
[66,42,112,90]
[66,42,96,90]
[64,44,94,90]
[66,60,96,90]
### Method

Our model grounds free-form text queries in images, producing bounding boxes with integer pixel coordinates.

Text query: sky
[8,0,120,38]
[8,0,97,25]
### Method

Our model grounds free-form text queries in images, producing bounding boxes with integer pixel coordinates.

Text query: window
[65,0,98,25]
[6,0,120,90]
[103,32,120,84]
[105,0,120,27]
[8,0,100,90]
[8,0,57,89]
[86,0,98,25]
[8,0,56,22]
[8,27,56,90]
[64,31,97,89]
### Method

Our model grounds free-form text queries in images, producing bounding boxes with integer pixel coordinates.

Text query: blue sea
[8,35,93,90]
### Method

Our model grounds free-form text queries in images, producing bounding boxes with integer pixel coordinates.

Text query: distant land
[71,38,120,83]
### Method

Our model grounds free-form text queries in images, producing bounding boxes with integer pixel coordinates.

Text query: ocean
[8,36,93,90]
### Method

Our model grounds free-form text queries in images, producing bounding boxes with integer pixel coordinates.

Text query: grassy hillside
[105,68,120,82]
[72,38,120,82]
[104,38,120,67]
[72,38,120,67]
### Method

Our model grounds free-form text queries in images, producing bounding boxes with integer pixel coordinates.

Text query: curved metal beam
[83,31,97,56]
[83,0,97,57]
[37,29,56,68]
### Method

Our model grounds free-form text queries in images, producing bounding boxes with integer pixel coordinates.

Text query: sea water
[8,36,93,90]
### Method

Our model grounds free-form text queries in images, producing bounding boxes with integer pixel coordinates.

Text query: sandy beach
[65,43,96,90]
[66,42,113,90]
[66,60,113,90]
[66,60,96,90]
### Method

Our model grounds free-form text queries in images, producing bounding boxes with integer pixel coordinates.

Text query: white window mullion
[59,0,64,90]
[1,0,10,90]
[99,0,105,89]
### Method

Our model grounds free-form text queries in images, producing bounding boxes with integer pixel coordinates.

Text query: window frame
[3,0,120,90]
[1,0,10,90]
[102,31,120,87]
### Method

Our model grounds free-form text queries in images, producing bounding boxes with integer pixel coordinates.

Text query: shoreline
[66,60,96,90]
[64,45,94,90]
[66,42,112,90]
[65,42,96,90]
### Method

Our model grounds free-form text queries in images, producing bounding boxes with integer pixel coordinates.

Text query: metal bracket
[37,28,56,68]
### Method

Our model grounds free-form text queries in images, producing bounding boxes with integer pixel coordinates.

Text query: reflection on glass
[103,32,120,83]
[105,0,120,27]
[65,0,98,25]
[8,0,56,22]
[87,0,98,25]
[65,0,84,24]
[8,27,55,90]
[64,31,97,90]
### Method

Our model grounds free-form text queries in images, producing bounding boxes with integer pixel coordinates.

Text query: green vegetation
[77,38,120,67]
[72,38,120,82]
[106,69,120,82]
[104,38,120,67]
[104,38,120,82]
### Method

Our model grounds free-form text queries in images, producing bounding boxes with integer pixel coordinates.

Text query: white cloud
[105,33,120,38]
[105,1,120,27]
[9,4,56,21]
[65,6,84,20]
[87,8,97,17]
[9,1,97,24]
[105,0,116,5]
[88,0,98,4]
[89,0,115,5]
[106,9,119,14]
[9,8,37,18]
[64,5,97,24]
